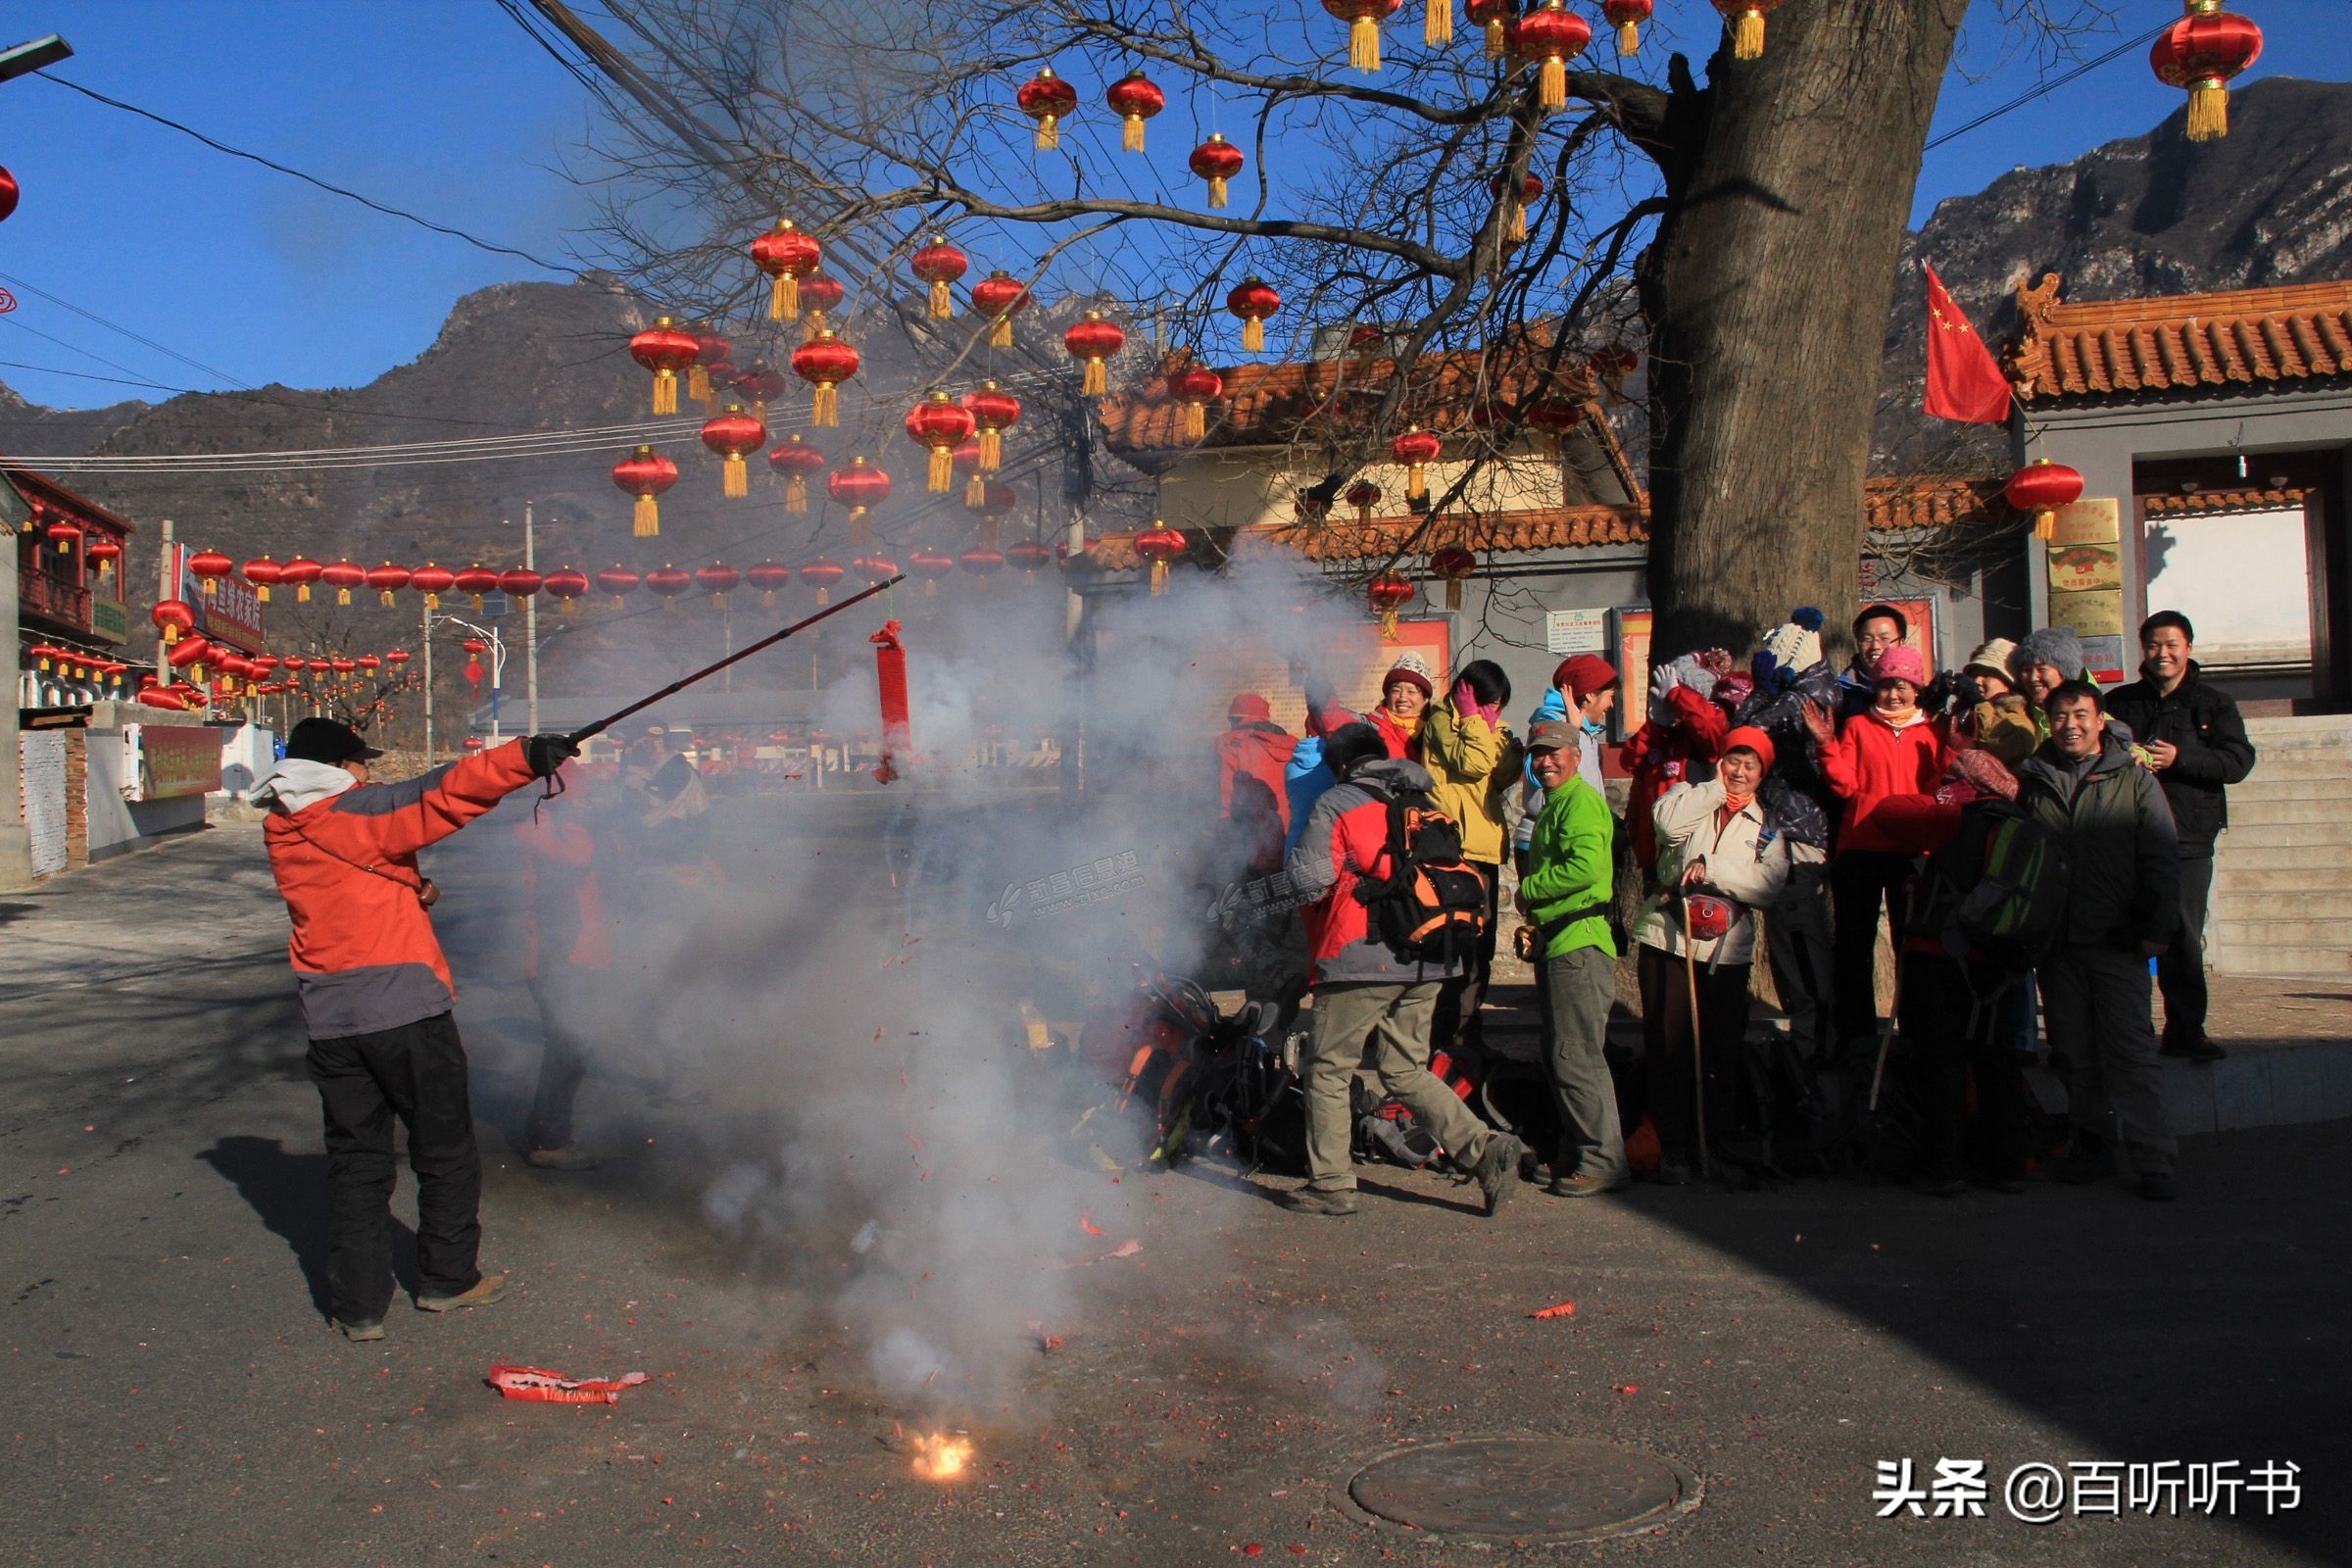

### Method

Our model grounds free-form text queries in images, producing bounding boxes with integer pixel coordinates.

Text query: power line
[0,269,255,389]
[1925,22,2171,152]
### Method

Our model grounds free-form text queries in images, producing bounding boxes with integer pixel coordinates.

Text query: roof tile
[2008,274,2352,403]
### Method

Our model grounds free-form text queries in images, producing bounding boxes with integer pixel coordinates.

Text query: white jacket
[1633,779,1794,966]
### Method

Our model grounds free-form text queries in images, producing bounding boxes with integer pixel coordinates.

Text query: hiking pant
[1637,944,1751,1169]
[1543,944,1625,1182]
[526,974,595,1152]
[2040,944,2178,1178]
[2157,855,2213,1051]
[1899,953,2028,1184]
[306,1013,485,1323]
[1832,851,1912,1052]
[1430,865,1502,1056]
[1300,981,1490,1193]
[1766,867,1835,1062]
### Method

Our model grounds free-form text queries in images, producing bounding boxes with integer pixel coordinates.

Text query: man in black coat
[2106,612,2258,1063]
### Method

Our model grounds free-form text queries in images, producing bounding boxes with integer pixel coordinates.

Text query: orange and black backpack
[1353,784,1491,966]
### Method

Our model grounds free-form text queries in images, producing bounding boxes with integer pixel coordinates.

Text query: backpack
[1352,784,1491,966]
[1911,800,2069,972]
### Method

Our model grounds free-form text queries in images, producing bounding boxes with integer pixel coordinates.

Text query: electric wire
[1925,22,2173,152]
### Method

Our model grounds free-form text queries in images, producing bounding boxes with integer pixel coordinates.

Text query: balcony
[19,565,93,635]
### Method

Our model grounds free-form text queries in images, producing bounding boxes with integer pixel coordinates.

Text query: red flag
[1922,262,2012,424]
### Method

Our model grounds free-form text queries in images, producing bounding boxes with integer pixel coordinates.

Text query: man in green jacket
[1517,721,1624,1197]
[2017,681,2183,1200]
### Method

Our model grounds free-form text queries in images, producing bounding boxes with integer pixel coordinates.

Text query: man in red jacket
[253,718,576,1341]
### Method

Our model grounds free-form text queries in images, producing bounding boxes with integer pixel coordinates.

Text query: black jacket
[2105,662,2256,855]
[2017,735,2182,952]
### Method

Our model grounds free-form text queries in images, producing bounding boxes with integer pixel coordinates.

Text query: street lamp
[0,34,73,85]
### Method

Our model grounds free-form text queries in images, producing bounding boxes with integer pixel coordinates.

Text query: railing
[18,566,93,633]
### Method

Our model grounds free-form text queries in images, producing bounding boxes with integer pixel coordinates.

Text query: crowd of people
[1218,603,2257,1217]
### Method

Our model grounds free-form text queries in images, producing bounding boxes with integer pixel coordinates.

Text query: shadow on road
[196,1136,417,1318]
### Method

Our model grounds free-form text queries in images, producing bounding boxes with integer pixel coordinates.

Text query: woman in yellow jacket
[1423,660,1524,1055]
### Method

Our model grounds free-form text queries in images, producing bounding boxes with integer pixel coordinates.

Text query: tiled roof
[2143,486,2310,517]
[2007,273,2352,404]
[1,463,140,537]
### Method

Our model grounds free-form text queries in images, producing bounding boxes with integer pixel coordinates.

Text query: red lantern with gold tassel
[767,434,826,513]
[798,272,845,334]
[151,599,194,645]
[747,561,793,606]
[1425,0,1453,45]
[1367,569,1415,639]
[1063,312,1126,397]
[1133,522,1188,596]
[594,564,640,609]
[279,556,323,603]
[189,550,233,593]
[644,564,692,612]
[544,566,589,615]
[1189,134,1245,210]
[240,556,282,602]
[1346,478,1384,523]
[1016,67,1079,151]
[696,561,741,611]
[1602,0,1650,54]
[499,567,542,606]
[829,456,892,551]
[905,392,977,495]
[688,323,731,406]
[1430,545,1476,610]
[1323,0,1404,73]
[320,560,367,606]
[2005,458,2084,543]
[732,362,789,421]
[750,218,822,321]
[1509,0,1591,111]
[1167,363,1224,442]
[910,235,968,319]
[628,317,699,416]
[1005,539,1053,582]
[2150,2,2263,142]
[612,445,680,537]
[1226,277,1281,354]
[792,330,859,427]
[1709,0,1783,61]
[1489,172,1543,242]
[971,270,1031,348]
[1104,71,1165,152]
[800,557,846,605]
[1391,426,1444,502]
[963,381,1022,472]
[1467,0,1516,59]
[410,563,454,609]
[88,536,122,579]
[453,565,500,609]
[701,404,767,499]
[366,561,412,607]
[908,548,956,597]
[959,546,1004,588]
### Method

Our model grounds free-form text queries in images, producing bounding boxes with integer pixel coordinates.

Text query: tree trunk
[1639,0,1967,661]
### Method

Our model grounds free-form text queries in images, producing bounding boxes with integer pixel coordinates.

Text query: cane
[1866,963,1902,1114]
[1679,895,1711,1181]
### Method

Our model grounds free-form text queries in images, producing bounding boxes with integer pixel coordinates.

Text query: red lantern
[0,167,17,223]
[2150,2,2263,142]
[1226,277,1281,354]
[499,567,543,601]
[1509,0,1591,111]
[853,554,900,588]
[1367,570,1415,639]
[613,444,680,537]
[701,404,768,499]
[1005,539,1054,581]
[1104,71,1165,152]
[1391,426,1444,501]
[189,550,233,592]
[1466,0,1516,59]
[366,562,412,607]
[1188,133,1246,210]
[1709,0,1783,61]
[1324,0,1405,73]
[696,561,742,609]
[463,648,483,690]
[958,547,1004,588]
[167,634,214,682]
[747,560,794,606]
[1588,344,1639,397]
[594,564,641,609]
[970,270,1031,348]
[2005,458,2084,543]
[1346,478,1384,522]
[792,329,860,428]
[1430,545,1477,610]
[356,654,382,676]
[688,322,731,405]
[1602,0,1650,54]
[43,518,81,557]
[829,456,892,549]
[1017,67,1079,151]
[905,391,978,494]
[1133,522,1188,596]
[385,649,411,667]
[453,564,500,609]
[1489,171,1543,242]
[907,548,956,597]
[799,272,845,331]
[330,656,359,680]
[732,362,790,417]
[137,688,187,711]
[1167,364,1225,442]
[1063,312,1126,397]
[644,564,693,611]
[26,642,57,671]
[750,217,823,321]
[238,556,282,602]
[964,481,1017,524]
[543,566,590,615]
[962,380,1023,476]
[800,557,846,606]
[628,316,700,416]
[320,560,368,606]
[910,235,968,320]
[410,563,455,609]
[768,433,827,513]
[462,735,485,753]
[87,535,122,578]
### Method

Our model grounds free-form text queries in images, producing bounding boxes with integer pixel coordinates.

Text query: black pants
[1899,953,2028,1184]
[1431,865,1503,1055]
[526,975,593,1152]
[1637,943,1751,1167]
[1765,868,1836,1062]
[1832,851,1913,1052]
[306,1013,484,1323]
[2157,855,2213,1050]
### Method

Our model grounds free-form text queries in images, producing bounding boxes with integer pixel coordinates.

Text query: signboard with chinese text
[1544,608,1608,656]
[89,596,130,645]
[2047,497,2121,549]
[129,722,221,800]
[172,543,265,654]
[1610,606,1651,743]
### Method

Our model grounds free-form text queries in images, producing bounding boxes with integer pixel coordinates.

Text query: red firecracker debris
[486,1365,649,1404]
[1078,1212,1104,1237]
[1529,1300,1578,1319]
[1025,1321,1064,1353]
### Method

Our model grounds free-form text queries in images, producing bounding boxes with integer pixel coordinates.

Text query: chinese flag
[1922,262,2012,424]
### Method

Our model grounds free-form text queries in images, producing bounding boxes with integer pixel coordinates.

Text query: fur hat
[2009,626,2085,683]
[1963,638,2017,685]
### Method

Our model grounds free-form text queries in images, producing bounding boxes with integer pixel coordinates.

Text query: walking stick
[564,575,904,746]
[1866,962,1902,1113]
[1680,896,1711,1181]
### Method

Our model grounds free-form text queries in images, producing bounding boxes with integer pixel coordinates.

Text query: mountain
[1877,74,2352,470]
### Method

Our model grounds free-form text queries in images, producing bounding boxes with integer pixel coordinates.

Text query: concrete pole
[421,601,435,762]
[0,507,28,889]
[157,518,173,692]
[524,503,540,735]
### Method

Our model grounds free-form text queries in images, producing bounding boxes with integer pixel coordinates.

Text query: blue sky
[0,1,2341,413]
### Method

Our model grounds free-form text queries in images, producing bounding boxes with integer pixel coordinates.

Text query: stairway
[2213,714,2352,978]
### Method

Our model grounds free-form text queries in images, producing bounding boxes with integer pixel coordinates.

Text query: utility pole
[421,599,435,761]
[524,503,540,734]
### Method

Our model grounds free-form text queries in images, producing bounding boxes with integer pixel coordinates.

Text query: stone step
[2223,822,2352,850]
[2216,862,2352,891]
[2216,887,2352,918]
[2214,922,2352,965]
[2230,797,2340,826]
[2244,717,2352,743]
[2218,839,2352,870]
[2214,946,2352,978]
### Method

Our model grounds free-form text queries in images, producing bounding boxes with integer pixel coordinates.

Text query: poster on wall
[1544,608,1609,656]
[130,723,221,801]
[20,732,69,877]
[1610,606,1652,742]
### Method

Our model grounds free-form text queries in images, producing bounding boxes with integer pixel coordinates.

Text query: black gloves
[524,733,581,778]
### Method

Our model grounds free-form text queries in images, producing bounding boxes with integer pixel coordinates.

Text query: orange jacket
[514,809,612,978]
[259,742,538,1038]
[1217,722,1298,831]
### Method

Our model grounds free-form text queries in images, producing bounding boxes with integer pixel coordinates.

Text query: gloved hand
[524,733,581,778]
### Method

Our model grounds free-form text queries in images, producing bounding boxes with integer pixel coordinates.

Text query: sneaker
[416,1273,511,1313]
[2057,1141,2113,1186]
[1473,1134,1524,1217]
[2138,1172,2179,1202]
[1547,1170,1632,1199]
[330,1317,386,1343]
[527,1146,600,1171]
[1642,1159,1692,1188]
[1282,1188,1358,1217]
[2161,1037,2228,1063]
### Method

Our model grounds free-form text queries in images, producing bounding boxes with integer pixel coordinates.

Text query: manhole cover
[1347,1436,1700,1544]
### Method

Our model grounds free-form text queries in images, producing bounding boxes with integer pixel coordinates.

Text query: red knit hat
[1550,653,1619,706]
[1227,693,1272,723]
[1720,724,1776,772]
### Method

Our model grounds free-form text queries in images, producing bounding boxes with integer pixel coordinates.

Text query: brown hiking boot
[1473,1134,1524,1217]
[1547,1170,1632,1199]
[416,1273,510,1313]
[330,1317,386,1343]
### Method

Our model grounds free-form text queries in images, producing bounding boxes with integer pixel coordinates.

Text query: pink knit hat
[1874,644,1928,688]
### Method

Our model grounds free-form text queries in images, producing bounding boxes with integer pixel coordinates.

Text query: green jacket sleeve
[1522,784,1611,910]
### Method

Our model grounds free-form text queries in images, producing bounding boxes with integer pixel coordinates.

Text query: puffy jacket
[1284,757,1465,987]
[514,786,611,980]
[256,742,538,1039]
[1519,773,1614,960]
[1633,780,1795,966]
[1623,685,1727,871]
[1217,721,1298,832]
[1283,737,1335,855]
[2104,662,2255,856]
[1818,708,1947,854]
[1420,701,1520,865]
[2015,735,2181,951]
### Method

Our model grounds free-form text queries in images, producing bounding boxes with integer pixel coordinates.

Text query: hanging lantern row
[179,555,555,612]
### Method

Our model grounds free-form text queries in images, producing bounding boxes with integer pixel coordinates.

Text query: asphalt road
[5,808,2348,1566]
